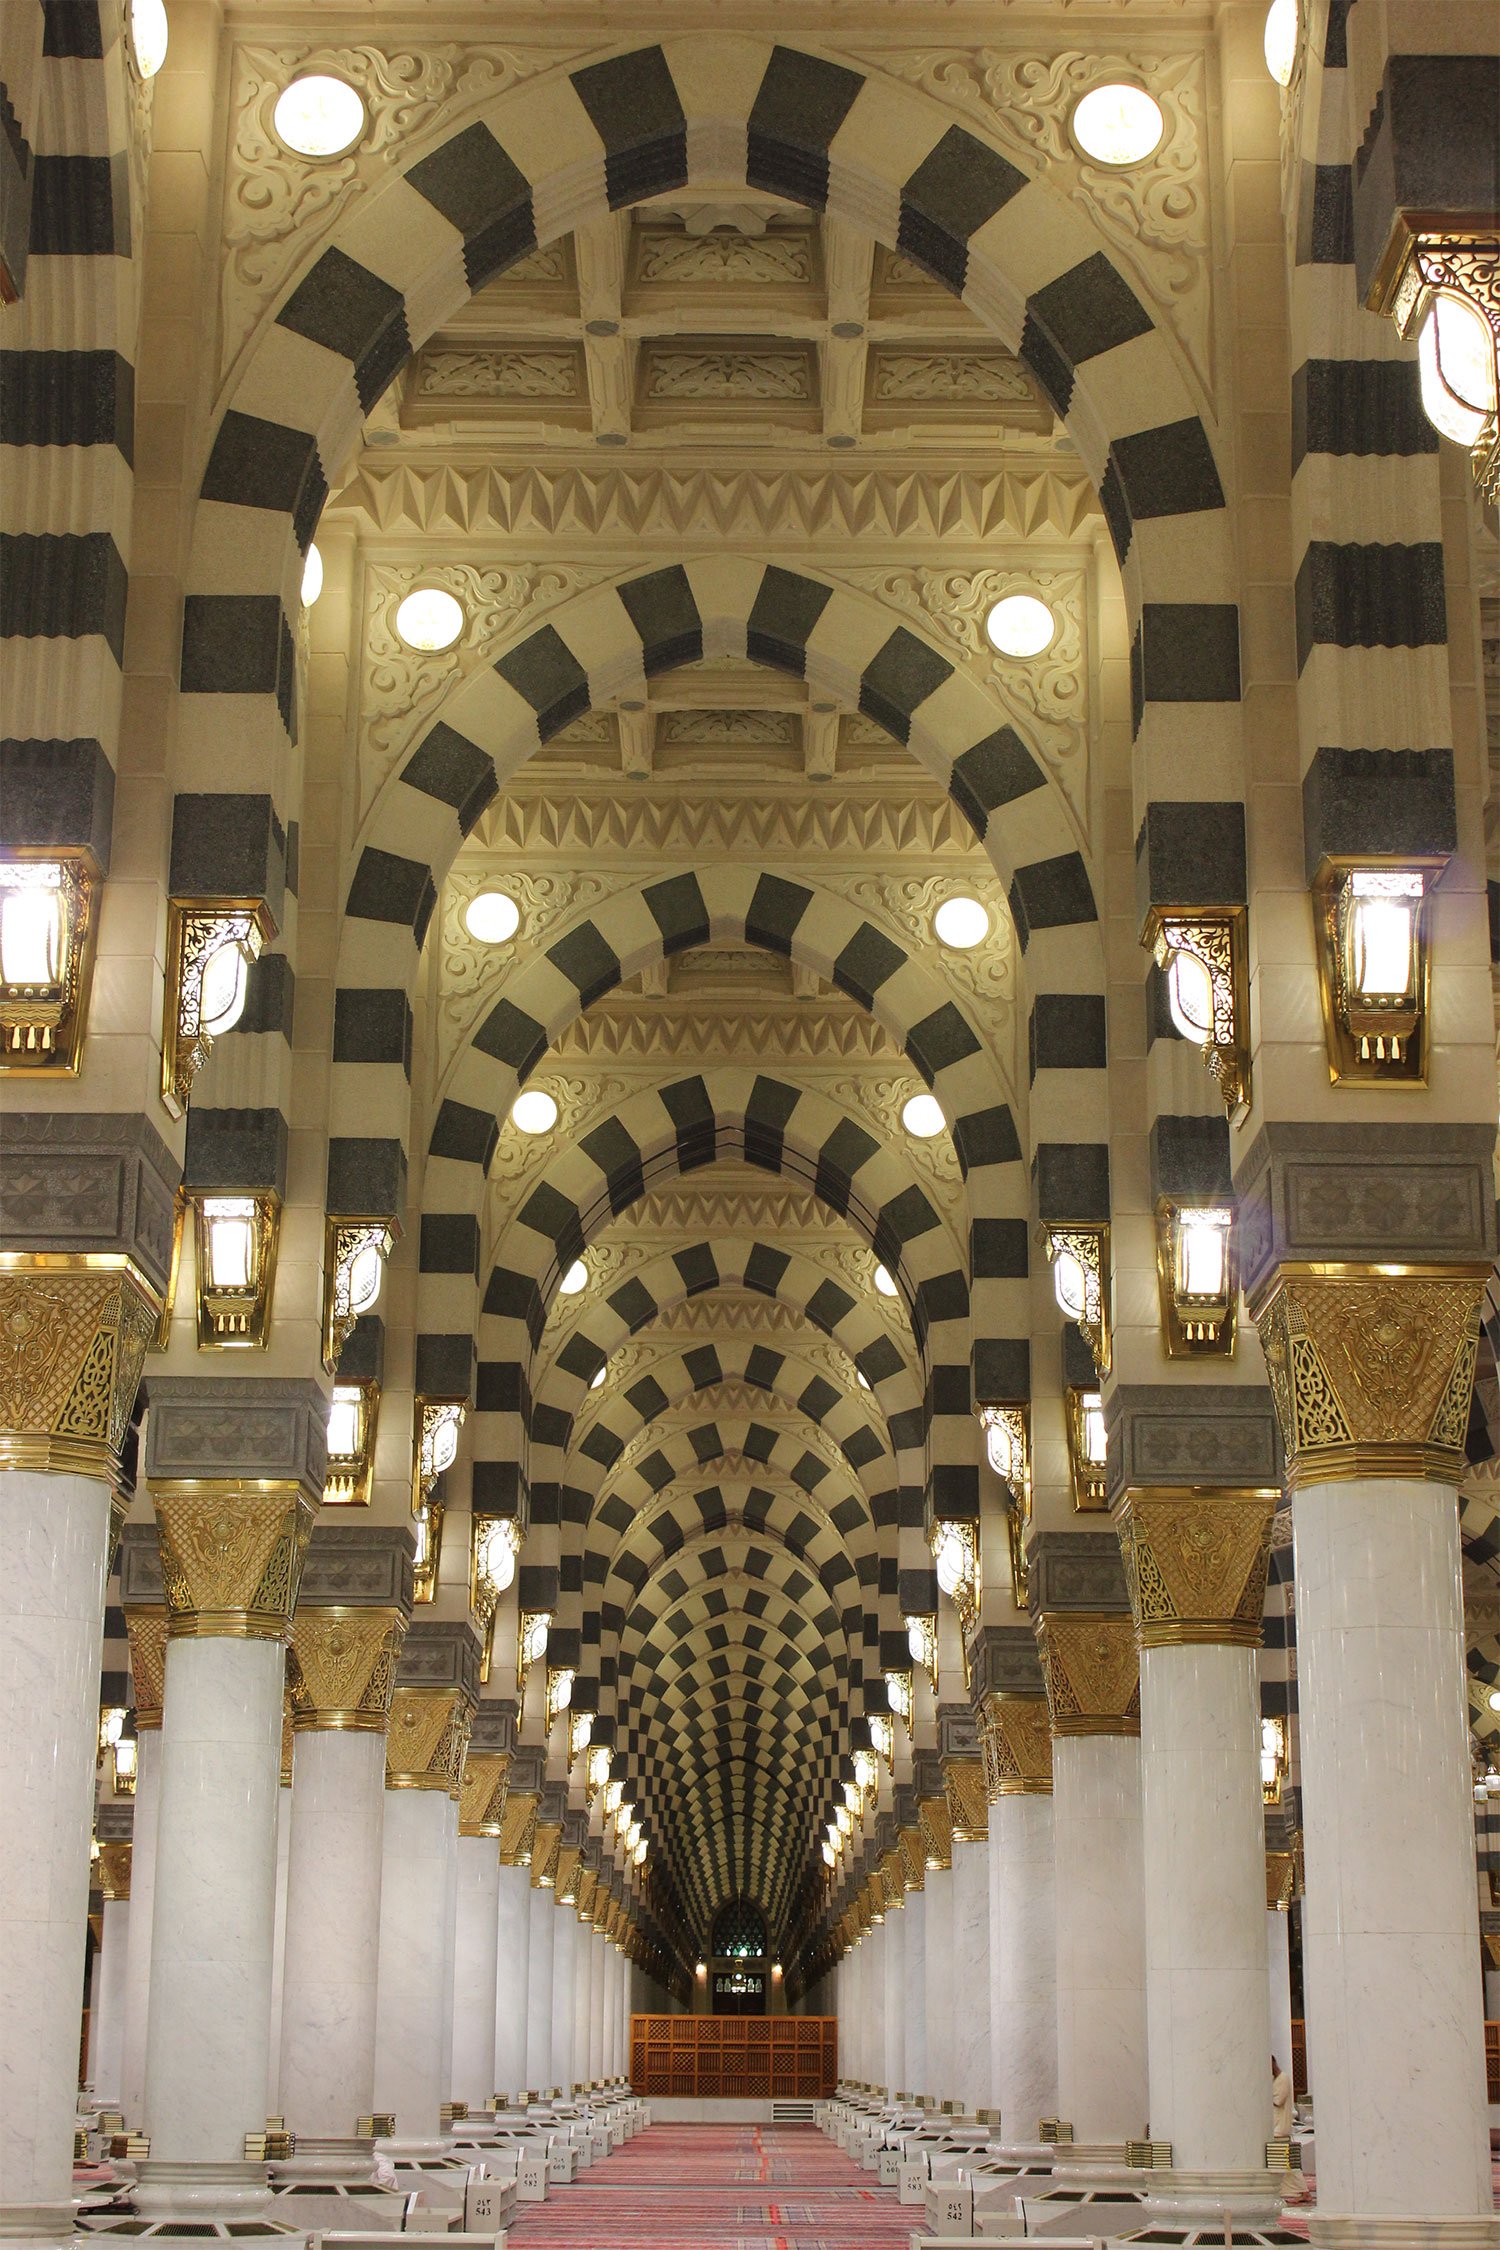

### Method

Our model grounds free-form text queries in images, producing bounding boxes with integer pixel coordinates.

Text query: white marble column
[374,1787,459,2148]
[1052,1733,1147,2143]
[950,1835,991,2114]
[266,1779,291,2115]
[587,1931,605,2085]
[571,1915,592,2091]
[525,1882,555,2091]
[989,1788,1058,2138]
[550,1898,576,2093]
[279,1730,389,2152]
[0,1468,114,2250]
[903,1887,928,2096]
[451,1835,501,2109]
[923,1866,954,2101]
[495,1861,530,2099]
[1296,1475,1493,2233]
[881,1905,904,2092]
[120,1724,162,2125]
[88,1871,131,2104]
[1266,1907,1294,2105]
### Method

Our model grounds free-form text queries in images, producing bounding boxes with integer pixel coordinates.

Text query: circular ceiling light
[130,0,169,79]
[874,1263,898,1298]
[1071,83,1165,167]
[464,890,520,945]
[1490,1689,1500,1713]
[901,1093,946,1139]
[1263,0,1299,86]
[589,1364,607,1391]
[511,1088,558,1135]
[856,1369,871,1392]
[559,1259,588,1296]
[933,895,989,950]
[273,74,367,160]
[300,542,323,608]
[394,585,464,652]
[984,592,1056,659]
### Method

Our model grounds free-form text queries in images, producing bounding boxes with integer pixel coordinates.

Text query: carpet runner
[505,2122,914,2248]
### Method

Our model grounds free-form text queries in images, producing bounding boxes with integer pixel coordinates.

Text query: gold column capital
[500,1787,539,1866]
[98,1841,132,1901]
[458,1749,510,1836]
[0,1255,159,1485]
[530,1819,562,1887]
[124,1606,168,1730]
[980,1691,1054,1797]
[386,1685,473,1796]
[1251,1263,1486,1488]
[1036,1611,1140,1737]
[1266,1848,1298,1911]
[288,1605,406,1732]
[917,1794,952,1872]
[1114,1486,1278,1649]
[897,1825,925,1892]
[878,1849,906,1909]
[941,1754,988,1840]
[152,1481,316,1640]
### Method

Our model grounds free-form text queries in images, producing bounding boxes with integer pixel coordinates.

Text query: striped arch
[183,34,1241,1017]
[454,1071,977,1520]
[509,1235,928,1510]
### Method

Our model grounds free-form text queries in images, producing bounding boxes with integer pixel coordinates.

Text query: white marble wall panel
[373,1786,458,2146]
[1053,1734,1147,2142]
[279,1728,387,2138]
[989,1791,1058,2137]
[451,1835,500,2108]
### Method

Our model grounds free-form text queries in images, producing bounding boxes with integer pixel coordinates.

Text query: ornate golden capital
[500,1787,539,1867]
[1115,1487,1277,1649]
[125,1607,167,1730]
[918,1793,952,1872]
[288,1606,406,1732]
[555,1843,581,1902]
[1252,1265,1486,1487]
[897,1825,925,1892]
[1266,1849,1297,1911]
[459,1750,511,1837]
[1037,1612,1140,1737]
[878,1849,906,1909]
[386,1685,473,1796]
[980,1693,1053,1797]
[0,1256,159,1485]
[943,1754,989,1841]
[152,1482,316,1640]
[98,1841,132,1901]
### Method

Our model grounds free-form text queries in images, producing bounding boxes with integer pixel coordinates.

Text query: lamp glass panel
[1418,291,1496,446]
[477,1517,517,1594]
[1347,872,1420,999]
[1166,946,1216,1044]
[204,1198,257,1288]
[347,1237,384,1316]
[301,542,324,607]
[1263,0,1298,85]
[130,0,169,75]
[1081,1393,1107,1466]
[327,1386,364,1458]
[1175,1209,1230,1300]
[933,1525,965,1597]
[0,871,63,984]
[198,938,249,1036]
[1052,1246,1089,1321]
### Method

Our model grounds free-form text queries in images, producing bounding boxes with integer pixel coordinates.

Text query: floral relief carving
[639,348,813,401]
[634,226,816,286]
[414,349,585,399]
[219,41,556,378]
[869,352,1034,403]
[855,46,1213,402]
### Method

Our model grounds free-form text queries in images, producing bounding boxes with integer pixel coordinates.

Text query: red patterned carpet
[505,2122,914,2248]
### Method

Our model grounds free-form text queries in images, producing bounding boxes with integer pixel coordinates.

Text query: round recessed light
[856,1369,871,1392]
[589,1364,607,1391]
[559,1259,588,1296]
[985,593,1056,658]
[1490,1689,1500,1712]
[273,74,367,160]
[901,1093,946,1139]
[934,896,989,950]
[130,0,169,78]
[874,1264,898,1299]
[394,586,464,652]
[511,1088,558,1135]
[1071,83,1165,167]
[464,890,520,945]
[300,542,323,608]
[1263,0,1299,86]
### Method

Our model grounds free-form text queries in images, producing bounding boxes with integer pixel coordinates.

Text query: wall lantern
[411,1396,464,1605]
[322,1217,397,1370]
[1313,861,1436,1083]
[852,1747,879,1799]
[518,1608,552,1692]
[161,899,275,1117]
[980,1403,1030,1608]
[1375,232,1499,499]
[112,1732,138,1795]
[1064,1386,1109,1512]
[930,1517,979,1634]
[884,1666,913,1726]
[324,1380,379,1505]
[545,1664,576,1732]
[904,1610,938,1690]
[1146,907,1251,1117]
[867,1712,894,1770]
[586,1743,612,1799]
[1155,1199,1237,1357]
[470,1513,520,1678]
[0,855,98,1074]
[191,1191,279,1347]
[1045,1225,1111,1376]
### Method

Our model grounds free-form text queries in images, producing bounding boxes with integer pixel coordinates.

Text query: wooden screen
[630,2014,838,2098]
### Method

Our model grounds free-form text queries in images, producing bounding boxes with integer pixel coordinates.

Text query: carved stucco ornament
[1251,1266,1487,1488]
[1114,1488,1277,1649]
[152,1483,317,1640]
[386,1685,474,1797]
[287,1606,407,1730]
[1036,1611,1140,1737]
[0,1259,159,1485]
[980,1691,1053,1799]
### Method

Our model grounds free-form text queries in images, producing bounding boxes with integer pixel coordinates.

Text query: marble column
[902,1876,928,2097]
[0,1238,159,2250]
[450,1708,511,2113]
[551,1895,576,2093]
[266,1776,291,2116]
[587,1923,606,2086]
[943,1745,991,2115]
[278,1524,412,2171]
[920,1796,954,2103]
[372,1618,478,2151]
[495,1856,532,2099]
[117,1560,167,2128]
[880,1886,905,2092]
[1250,1244,1497,2245]
[1266,1902,1294,2103]
[1117,1482,1278,2179]
[525,1872,556,2092]
[571,1911,593,2091]
[90,1837,133,2104]
[975,1626,1059,2139]
[139,1377,324,2214]
[1037,1560,1147,2146]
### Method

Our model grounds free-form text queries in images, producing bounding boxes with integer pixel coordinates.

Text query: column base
[131,2161,272,2220]
[271,2139,380,2185]
[1138,2170,1288,2224]
[1309,2220,1500,2250]
[0,2202,78,2250]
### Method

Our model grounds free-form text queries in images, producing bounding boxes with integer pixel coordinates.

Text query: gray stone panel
[395,1616,481,1704]
[1105,1383,1283,1506]
[144,1375,328,1503]
[297,1521,415,1612]
[508,1746,546,1794]
[116,1522,163,1605]
[0,1111,179,1291]
[468,1699,518,1755]
[96,1799,134,1842]
[967,1622,1045,1700]
[936,1701,979,1758]
[1026,1528,1130,1617]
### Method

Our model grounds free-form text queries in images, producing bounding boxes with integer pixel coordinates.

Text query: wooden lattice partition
[630,2014,838,2099]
